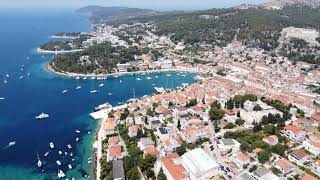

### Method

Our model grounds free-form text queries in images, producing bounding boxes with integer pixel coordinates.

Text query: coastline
[36,47,84,54]
[46,63,198,78]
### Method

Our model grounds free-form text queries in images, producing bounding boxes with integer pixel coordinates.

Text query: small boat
[166,74,171,77]
[120,80,122,83]
[76,138,79,142]
[88,160,92,164]
[98,83,104,87]
[20,68,24,71]
[114,75,119,78]
[75,130,80,134]
[94,102,112,111]
[108,93,112,95]
[35,113,49,120]
[64,152,68,155]
[68,164,72,169]
[9,141,16,146]
[90,77,96,80]
[44,151,50,157]
[49,142,54,149]
[72,158,75,161]
[146,77,152,80]
[75,86,81,90]
[75,77,80,80]
[155,76,159,78]
[67,144,72,149]
[57,169,65,178]
[5,74,9,78]
[27,73,31,76]
[3,80,7,84]
[70,152,73,156]
[136,78,141,81]
[154,87,166,94]
[88,131,91,134]
[83,77,87,80]
[56,160,61,166]
[19,76,24,79]
[37,152,42,168]
[90,90,98,94]
[62,90,68,93]
[2,141,16,150]
[26,57,30,60]
[0,97,5,100]
[58,151,62,155]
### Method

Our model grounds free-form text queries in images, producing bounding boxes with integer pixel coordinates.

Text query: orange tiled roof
[302,174,317,180]
[274,159,291,171]
[285,125,303,135]
[144,147,157,157]
[160,153,187,180]
[108,145,121,157]
[108,136,119,145]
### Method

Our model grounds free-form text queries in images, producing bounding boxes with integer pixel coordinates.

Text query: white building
[217,138,240,154]
[284,125,306,142]
[303,140,320,156]
[181,148,218,180]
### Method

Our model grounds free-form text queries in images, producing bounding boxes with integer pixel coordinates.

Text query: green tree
[126,167,140,180]
[177,119,181,130]
[253,104,262,111]
[157,168,167,180]
[240,141,250,152]
[257,151,271,164]
[209,107,225,121]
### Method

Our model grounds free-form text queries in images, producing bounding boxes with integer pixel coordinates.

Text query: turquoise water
[0,9,195,180]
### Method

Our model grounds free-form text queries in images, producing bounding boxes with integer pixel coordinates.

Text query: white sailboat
[90,90,98,93]
[136,78,141,80]
[0,97,5,100]
[2,141,16,150]
[68,164,73,169]
[75,130,80,133]
[146,77,152,80]
[62,90,68,93]
[98,83,104,87]
[56,160,61,166]
[44,151,50,157]
[35,113,49,119]
[67,144,72,149]
[37,152,42,168]
[49,142,54,149]
[75,86,81,90]
[57,169,65,178]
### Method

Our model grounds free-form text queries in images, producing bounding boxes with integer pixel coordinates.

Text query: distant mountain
[76,6,162,23]
[262,0,320,9]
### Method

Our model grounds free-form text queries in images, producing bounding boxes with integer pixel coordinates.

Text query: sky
[0,0,271,11]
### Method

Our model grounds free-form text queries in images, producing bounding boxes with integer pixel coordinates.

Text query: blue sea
[0,9,195,180]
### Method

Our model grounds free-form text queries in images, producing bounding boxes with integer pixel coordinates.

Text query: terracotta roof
[263,135,278,144]
[104,120,116,131]
[274,159,291,171]
[285,125,303,135]
[290,149,309,160]
[302,174,317,180]
[108,136,119,145]
[108,145,121,157]
[237,152,249,161]
[129,125,140,132]
[144,147,157,157]
[160,153,187,180]
[309,140,320,148]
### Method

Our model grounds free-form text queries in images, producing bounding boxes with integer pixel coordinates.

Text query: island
[41,0,320,180]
